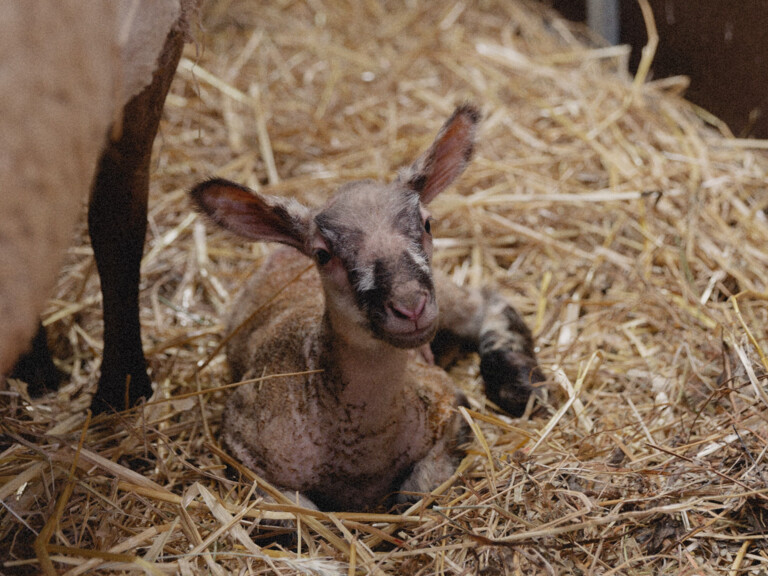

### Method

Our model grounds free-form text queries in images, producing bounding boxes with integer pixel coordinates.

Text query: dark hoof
[10,325,64,397]
[480,350,544,416]
[90,364,152,414]
[11,355,64,398]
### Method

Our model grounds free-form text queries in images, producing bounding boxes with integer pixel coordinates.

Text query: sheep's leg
[88,28,184,413]
[432,270,544,416]
[10,323,63,396]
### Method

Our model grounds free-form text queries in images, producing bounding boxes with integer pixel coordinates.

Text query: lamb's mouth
[382,322,437,349]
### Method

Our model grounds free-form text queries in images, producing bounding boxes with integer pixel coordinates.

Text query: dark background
[544,0,768,138]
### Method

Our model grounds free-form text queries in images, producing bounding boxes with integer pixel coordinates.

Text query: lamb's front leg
[432,270,544,416]
[397,411,468,503]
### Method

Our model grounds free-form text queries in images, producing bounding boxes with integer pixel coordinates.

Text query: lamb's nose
[388,294,427,321]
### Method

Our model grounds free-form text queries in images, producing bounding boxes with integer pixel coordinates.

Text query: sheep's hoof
[479,350,544,416]
[12,354,63,397]
[11,325,64,397]
[91,361,152,414]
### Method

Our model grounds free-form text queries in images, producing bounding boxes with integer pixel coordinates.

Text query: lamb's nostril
[389,294,427,321]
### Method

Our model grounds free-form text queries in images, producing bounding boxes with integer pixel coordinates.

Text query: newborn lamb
[191,104,543,511]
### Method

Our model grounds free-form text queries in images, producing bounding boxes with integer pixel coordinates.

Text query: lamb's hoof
[480,350,544,416]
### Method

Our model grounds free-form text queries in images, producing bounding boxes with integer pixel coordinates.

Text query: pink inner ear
[191,179,307,251]
[418,107,477,205]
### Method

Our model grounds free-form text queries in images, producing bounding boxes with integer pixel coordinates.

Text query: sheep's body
[192,105,542,510]
[1,1,195,410]
[1,2,115,376]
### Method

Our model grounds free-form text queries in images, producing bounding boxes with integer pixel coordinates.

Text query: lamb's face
[311,180,438,349]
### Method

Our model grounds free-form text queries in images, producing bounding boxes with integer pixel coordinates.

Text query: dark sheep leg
[88,28,184,413]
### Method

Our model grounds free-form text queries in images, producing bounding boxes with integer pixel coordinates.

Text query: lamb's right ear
[401,104,480,205]
[190,178,311,252]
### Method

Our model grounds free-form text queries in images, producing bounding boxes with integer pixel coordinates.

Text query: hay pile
[3,0,768,573]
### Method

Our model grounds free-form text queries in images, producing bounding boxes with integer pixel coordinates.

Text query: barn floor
[2,1,768,574]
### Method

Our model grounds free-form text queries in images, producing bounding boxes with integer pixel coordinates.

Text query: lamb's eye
[314,249,332,266]
[424,217,433,235]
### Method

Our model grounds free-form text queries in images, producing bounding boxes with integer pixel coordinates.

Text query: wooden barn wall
[545,0,768,138]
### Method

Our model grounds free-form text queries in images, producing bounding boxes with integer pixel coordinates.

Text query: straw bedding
[2,0,768,573]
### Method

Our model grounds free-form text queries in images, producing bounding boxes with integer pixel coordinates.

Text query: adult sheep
[1,0,197,412]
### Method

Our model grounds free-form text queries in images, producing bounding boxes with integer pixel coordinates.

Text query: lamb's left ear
[401,104,480,204]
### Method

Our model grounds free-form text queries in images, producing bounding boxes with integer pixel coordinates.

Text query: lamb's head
[190,104,479,349]
[311,177,440,348]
